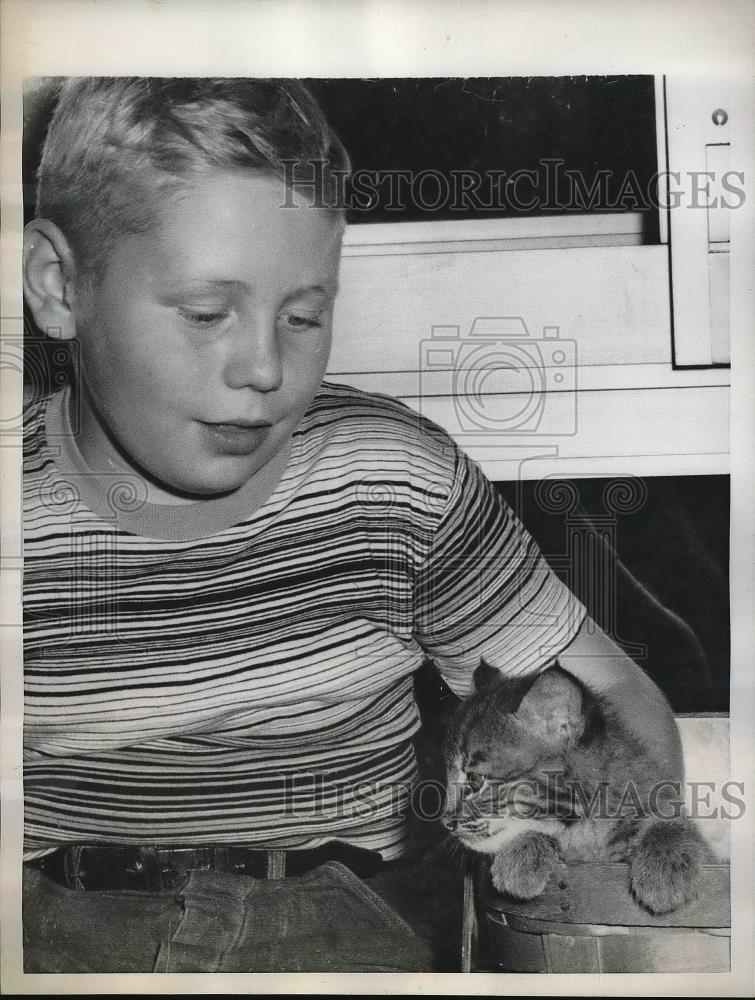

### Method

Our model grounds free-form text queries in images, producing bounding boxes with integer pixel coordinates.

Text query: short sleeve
[413,445,586,696]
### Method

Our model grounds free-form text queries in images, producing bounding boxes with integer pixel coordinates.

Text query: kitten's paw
[490,832,558,900]
[630,820,710,915]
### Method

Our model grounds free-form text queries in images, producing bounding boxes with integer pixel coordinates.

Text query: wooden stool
[480,860,730,973]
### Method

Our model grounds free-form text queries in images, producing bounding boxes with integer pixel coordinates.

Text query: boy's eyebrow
[289,281,340,298]
[177,279,340,297]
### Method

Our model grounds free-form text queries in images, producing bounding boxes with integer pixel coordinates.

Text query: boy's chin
[169,467,261,500]
[149,455,272,502]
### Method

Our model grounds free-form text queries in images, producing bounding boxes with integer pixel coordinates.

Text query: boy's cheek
[282,326,332,364]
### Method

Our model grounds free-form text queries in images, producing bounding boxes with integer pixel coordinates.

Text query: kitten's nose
[441,814,458,832]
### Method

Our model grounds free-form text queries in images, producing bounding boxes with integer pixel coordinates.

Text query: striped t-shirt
[23,381,585,859]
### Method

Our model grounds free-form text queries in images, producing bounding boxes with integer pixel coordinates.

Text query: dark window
[496,474,730,713]
[307,76,659,229]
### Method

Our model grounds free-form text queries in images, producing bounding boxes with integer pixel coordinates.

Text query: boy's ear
[23,220,81,341]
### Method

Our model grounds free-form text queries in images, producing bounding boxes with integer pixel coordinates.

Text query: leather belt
[28,842,385,892]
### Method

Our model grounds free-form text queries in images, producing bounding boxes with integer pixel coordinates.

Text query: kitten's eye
[466,771,487,794]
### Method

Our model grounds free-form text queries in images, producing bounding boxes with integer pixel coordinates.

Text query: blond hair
[36,77,350,280]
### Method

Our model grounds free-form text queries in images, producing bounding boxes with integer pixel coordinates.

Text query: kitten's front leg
[490,831,559,900]
[630,818,711,914]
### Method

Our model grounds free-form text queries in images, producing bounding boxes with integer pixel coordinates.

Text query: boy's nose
[223,325,283,392]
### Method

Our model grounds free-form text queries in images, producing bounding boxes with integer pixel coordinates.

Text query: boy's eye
[278,311,324,332]
[178,308,229,327]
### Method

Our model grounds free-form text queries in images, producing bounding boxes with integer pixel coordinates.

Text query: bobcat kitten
[443,662,712,914]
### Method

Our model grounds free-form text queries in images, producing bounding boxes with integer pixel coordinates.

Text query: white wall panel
[330,244,672,374]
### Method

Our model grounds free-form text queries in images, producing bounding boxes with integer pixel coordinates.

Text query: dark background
[308,76,659,227]
[500,476,730,713]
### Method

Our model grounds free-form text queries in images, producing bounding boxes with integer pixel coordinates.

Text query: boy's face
[73,172,343,499]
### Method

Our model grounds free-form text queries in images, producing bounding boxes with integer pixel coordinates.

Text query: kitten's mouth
[455,819,490,843]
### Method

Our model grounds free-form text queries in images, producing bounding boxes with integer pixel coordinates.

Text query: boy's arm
[556,617,685,782]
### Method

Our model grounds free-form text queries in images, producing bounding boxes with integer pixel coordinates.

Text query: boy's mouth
[200,420,272,455]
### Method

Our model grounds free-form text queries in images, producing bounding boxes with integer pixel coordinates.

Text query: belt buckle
[158,846,215,889]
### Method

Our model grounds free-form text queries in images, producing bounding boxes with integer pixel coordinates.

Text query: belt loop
[62,845,87,891]
[265,850,286,879]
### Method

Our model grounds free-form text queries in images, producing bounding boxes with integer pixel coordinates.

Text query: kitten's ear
[473,659,503,693]
[517,667,585,745]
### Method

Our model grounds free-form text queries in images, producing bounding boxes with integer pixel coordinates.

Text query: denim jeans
[22,860,435,973]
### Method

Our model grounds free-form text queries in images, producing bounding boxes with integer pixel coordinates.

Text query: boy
[21,77,683,973]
